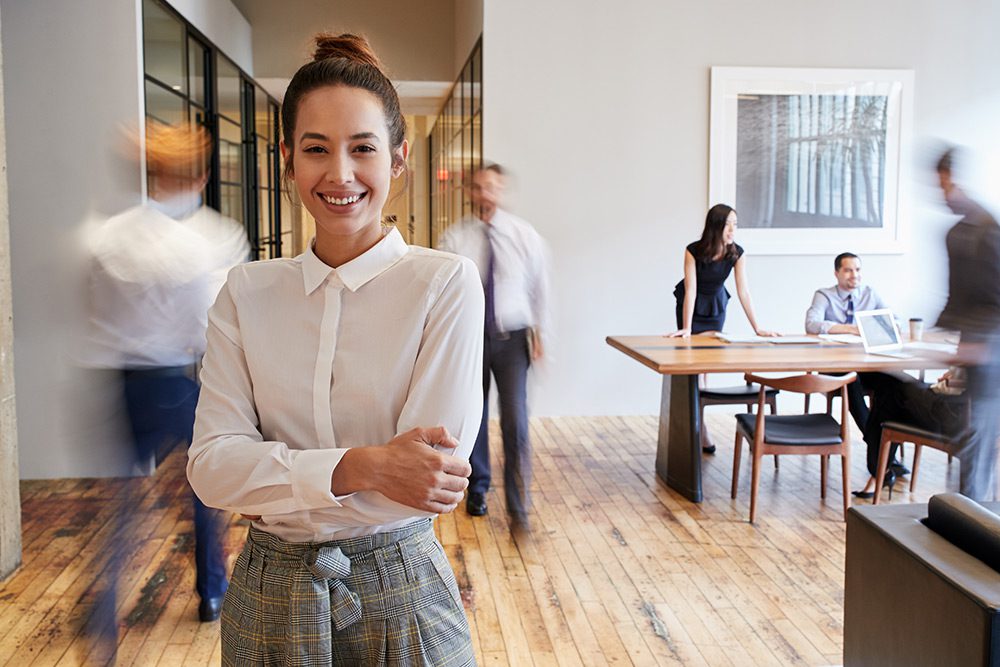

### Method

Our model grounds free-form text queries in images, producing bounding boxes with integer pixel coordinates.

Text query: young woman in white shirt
[187,34,483,665]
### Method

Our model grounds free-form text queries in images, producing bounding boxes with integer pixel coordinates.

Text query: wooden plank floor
[0,412,960,666]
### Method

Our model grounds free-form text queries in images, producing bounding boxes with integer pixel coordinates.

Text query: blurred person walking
[83,121,248,654]
[935,148,1000,501]
[438,164,551,530]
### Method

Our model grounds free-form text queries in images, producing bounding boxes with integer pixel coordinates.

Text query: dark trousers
[861,371,967,477]
[86,369,228,658]
[123,370,228,600]
[958,342,1000,501]
[469,328,531,518]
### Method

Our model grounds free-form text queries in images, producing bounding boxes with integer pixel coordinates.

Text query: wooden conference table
[606,334,954,502]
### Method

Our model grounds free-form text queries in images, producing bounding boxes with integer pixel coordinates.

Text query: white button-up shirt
[437,208,551,340]
[83,203,249,368]
[188,228,484,542]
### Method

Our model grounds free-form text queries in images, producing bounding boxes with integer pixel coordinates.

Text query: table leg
[655,374,702,502]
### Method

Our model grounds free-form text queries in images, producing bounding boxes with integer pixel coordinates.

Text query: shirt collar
[300,227,408,295]
[476,208,510,234]
[835,285,860,299]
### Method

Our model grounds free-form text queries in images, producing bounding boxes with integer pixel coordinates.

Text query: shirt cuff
[289,448,351,509]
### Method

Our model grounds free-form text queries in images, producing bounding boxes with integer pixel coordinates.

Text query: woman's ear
[279,140,294,179]
[391,139,409,178]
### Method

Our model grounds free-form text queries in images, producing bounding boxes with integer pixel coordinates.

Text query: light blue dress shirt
[805,284,887,334]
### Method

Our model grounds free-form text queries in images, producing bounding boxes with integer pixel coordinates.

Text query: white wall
[169,0,253,74]
[2,0,145,477]
[483,0,1000,416]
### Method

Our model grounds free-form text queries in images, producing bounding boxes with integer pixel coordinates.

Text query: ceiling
[230,0,461,114]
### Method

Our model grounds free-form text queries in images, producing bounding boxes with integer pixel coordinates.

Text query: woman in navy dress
[669,204,775,337]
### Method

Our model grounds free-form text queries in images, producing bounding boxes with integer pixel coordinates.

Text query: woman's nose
[326,155,353,184]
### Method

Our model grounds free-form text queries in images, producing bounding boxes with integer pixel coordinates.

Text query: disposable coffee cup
[909,317,924,341]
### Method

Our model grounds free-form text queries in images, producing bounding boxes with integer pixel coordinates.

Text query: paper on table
[819,333,864,344]
[713,332,772,344]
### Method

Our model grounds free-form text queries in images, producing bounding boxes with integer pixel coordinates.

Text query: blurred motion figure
[83,121,248,638]
[934,148,1000,501]
[438,164,551,529]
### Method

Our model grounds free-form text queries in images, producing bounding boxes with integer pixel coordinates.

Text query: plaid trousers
[221,520,476,666]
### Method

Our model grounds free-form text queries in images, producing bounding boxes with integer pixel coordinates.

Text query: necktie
[846,294,855,324]
[484,228,496,334]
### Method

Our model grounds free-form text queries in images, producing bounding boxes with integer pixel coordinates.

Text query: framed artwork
[709,67,914,255]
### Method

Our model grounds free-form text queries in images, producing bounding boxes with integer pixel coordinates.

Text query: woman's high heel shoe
[851,470,897,500]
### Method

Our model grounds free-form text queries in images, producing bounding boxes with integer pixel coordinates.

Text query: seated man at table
[853,369,968,498]
[804,253,906,473]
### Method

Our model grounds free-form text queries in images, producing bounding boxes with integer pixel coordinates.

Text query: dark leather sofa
[844,495,1000,666]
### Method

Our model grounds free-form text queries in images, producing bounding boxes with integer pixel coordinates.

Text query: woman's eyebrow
[298,131,381,142]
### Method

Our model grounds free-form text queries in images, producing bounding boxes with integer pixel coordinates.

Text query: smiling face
[281,85,407,253]
[835,256,862,291]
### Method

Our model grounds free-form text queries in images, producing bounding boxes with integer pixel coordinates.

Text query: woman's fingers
[412,425,459,450]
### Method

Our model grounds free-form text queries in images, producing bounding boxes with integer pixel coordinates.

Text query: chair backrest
[744,372,856,395]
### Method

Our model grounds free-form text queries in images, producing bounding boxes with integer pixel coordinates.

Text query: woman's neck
[313,223,385,268]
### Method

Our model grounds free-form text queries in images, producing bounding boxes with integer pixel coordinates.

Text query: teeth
[322,193,362,206]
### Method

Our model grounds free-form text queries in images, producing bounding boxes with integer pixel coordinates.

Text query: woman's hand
[667,328,691,338]
[755,329,781,337]
[333,427,472,514]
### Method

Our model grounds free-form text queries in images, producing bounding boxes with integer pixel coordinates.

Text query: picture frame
[709,67,914,255]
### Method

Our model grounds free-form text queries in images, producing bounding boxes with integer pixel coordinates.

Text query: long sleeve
[396,257,484,460]
[187,278,348,516]
[530,232,553,344]
[805,290,833,334]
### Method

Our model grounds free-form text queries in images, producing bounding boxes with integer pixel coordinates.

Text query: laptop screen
[856,310,900,349]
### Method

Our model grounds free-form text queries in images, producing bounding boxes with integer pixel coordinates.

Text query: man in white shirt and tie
[805,252,887,336]
[437,164,551,530]
[804,252,908,475]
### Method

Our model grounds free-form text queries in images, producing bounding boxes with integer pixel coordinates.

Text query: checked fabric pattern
[221,520,476,666]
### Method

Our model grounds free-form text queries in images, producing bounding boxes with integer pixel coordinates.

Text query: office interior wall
[2,0,145,477]
[454,0,483,79]
[168,0,253,74]
[482,0,1000,415]
[0,1,22,579]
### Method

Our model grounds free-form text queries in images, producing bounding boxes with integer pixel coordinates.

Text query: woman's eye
[354,145,376,153]
[303,145,326,154]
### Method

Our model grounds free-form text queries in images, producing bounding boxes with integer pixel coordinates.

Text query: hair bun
[313,33,384,71]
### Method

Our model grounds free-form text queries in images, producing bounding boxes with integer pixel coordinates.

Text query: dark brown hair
[936,148,954,175]
[692,204,739,262]
[834,252,859,271]
[280,33,406,180]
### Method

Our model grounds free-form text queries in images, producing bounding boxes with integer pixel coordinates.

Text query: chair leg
[768,397,779,469]
[731,430,743,499]
[749,443,763,523]
[910,445,923,492]
[804,393,811,413]
[873,434,894,506]
[699,403,711,451]
[841,447,851,520]
[820,454,828,500]
[948,453,953,464]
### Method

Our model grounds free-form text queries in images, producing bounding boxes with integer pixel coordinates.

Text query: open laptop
[855,309,915,358]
